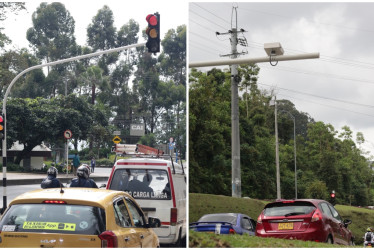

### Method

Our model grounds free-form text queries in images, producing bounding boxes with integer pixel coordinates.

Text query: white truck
[106,144,186,246]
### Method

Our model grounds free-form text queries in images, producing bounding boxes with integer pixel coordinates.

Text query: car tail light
[99,231,118,248]
[257,214,262,224]
[311,209,322,222]
[171,208,177,226]
[229,228,236,234]
[43,200,66,204]
[282,200,295,203]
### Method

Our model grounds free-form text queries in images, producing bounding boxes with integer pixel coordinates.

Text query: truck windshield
[109,169,171,200]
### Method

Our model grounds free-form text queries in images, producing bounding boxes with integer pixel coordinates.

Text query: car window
[328,203,342,221]
[0,204,106,235]
[320,202,334,218]
[113,198,132,227]
[125,198,146,228]
[109,169,171,200]
[241,217,253,231]
[198,214,237,224]
[264,202,315,216]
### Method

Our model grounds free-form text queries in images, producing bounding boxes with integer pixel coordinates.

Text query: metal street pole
[274,97,281,200]
[1,42,145,212]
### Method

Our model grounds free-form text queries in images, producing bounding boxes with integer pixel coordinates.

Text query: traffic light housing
[330,190,336,206]
[0,114,4,139]
[146,13,160,53]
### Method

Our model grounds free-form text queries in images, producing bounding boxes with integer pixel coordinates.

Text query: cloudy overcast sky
[189,2,374,156]
[3,1,187,50]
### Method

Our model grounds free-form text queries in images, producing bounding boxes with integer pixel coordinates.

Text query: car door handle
[124,237,130,242]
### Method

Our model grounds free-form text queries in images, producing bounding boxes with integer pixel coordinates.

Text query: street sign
[64,129,72,139]
[112,136,121,144]
[113,131,121,136]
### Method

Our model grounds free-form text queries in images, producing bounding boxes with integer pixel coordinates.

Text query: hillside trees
[189,67,374,206]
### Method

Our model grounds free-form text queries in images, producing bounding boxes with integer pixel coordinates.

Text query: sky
[189,2,374,157]
[3,1,188,50]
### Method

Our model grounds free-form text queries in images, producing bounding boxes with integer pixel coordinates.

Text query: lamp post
[279,110,297,199]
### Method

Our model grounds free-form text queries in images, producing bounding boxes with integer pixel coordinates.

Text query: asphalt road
[0,167,111,208]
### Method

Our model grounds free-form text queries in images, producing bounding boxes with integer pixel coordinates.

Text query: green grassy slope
[189,193,374,247]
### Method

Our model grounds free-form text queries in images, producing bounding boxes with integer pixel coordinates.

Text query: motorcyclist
[41,167,63,189]
[70,165,98,188]
[364,227,374,247]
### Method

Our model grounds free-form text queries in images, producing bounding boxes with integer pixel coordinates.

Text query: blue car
[190,213,256,235]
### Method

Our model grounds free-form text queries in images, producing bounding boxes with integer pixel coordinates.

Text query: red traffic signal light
[330,193,335,198]
[146,13,160,53]
[0,114,4,139]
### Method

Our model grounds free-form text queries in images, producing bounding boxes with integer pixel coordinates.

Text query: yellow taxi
[0,188,160,247]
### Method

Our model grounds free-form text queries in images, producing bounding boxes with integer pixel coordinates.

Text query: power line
[258,82,374,108]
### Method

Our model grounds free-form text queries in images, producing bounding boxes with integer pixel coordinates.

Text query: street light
[279,110,297,199]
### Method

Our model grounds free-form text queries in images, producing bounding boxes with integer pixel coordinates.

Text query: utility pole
[216,6,247,198]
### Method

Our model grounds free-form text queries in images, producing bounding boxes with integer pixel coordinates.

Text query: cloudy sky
[189,2,374,156]
[3,1,187,50]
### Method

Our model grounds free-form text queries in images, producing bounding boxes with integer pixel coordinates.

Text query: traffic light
[146,13,160,53]
[330,190,336,206]
[0,114,4,139]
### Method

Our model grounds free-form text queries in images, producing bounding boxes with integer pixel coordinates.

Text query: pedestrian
[72,153,80,176]
[70,165,98,188]
[90,157,96,173]
[41,167,63,189]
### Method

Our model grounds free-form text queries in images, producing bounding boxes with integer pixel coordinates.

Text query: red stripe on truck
[168,167,176,208]
[116,162,167,166]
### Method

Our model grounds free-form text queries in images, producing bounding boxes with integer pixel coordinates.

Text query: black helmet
[47,167,58,177]
[77,165,90,179]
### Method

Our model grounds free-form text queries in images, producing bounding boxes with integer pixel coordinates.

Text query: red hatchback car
[256,199,354,245]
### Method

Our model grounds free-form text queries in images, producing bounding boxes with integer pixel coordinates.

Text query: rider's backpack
[366,232,373,242]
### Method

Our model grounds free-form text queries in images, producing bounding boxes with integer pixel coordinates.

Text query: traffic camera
[0,114,4,139]
[146,13,160,53]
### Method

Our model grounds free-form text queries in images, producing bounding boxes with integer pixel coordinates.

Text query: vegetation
[189,193,373,246]
[0,3,186,165]
[189,66,373,206]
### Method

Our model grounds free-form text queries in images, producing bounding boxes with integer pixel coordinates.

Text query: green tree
[26,2,77,96]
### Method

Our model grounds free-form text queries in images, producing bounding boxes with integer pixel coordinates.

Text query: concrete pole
[231,28,241,198]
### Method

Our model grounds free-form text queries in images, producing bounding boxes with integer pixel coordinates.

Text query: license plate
[278,222,293,230]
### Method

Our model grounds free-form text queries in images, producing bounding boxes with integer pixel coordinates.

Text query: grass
[189,193,372,247]
[189,230,348,248]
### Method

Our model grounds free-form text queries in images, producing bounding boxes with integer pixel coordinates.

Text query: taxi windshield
[0,204,106,235]
[109,169,171,200]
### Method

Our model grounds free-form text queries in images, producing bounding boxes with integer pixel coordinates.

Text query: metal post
[231,28,241,198]
[1,42,145,212]
[293,117,297,199]
[274,97,281,199]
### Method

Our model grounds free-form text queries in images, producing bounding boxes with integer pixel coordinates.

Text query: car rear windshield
[109,169,171,200]
[198,214,237,224]
[264,201,316,216]
[0,204,106,235]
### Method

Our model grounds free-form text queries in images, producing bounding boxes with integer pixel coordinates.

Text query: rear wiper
[284,212,305,217]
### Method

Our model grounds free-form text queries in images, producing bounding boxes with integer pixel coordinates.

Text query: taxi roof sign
[113,136,121,144]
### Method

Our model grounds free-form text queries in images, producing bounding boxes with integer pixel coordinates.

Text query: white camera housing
[264,42,284,56]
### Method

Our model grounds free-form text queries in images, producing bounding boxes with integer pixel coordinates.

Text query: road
[0,167,111,208]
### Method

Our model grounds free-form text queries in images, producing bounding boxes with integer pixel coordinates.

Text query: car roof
[114,157,185,173]
[9,188,129,208]
[201,213,250,218]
